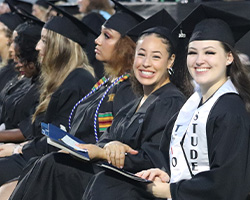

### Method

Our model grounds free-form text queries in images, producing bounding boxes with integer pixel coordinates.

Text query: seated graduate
[0,9,25,93]
[8,9,193,200]
[0,8,97,193]
[0,11,33,131]
[0,19,43,143]
[0,2,141,198]
[84,5,250,200]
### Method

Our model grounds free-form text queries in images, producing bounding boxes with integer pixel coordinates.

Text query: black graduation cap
[49,0,68,3]
[6,0,44,27]
[17,10,45,27]
[6,0,32,14]
[44,2,98,48]
[103,0,144,37]
[56,4,80,15]
[0,12,24,31]
[175,4,250,47]
[35,0,68,9]
[35,0,49,9]
[127,9,177,43]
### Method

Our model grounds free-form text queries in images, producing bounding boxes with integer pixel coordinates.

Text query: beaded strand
[93,74,128,142]
[68,77,109,130]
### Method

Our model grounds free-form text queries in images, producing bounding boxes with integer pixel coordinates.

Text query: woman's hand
[136,168,171,198]
[147,180,171,199]
[76,144,106,160]
[136,168,170,182]
[104,141,138,168]
[0,143,17,157]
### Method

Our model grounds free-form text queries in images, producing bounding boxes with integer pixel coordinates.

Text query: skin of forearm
[0,129,25,142]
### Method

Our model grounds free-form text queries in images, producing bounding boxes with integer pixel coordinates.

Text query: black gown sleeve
[0,61,17,92]
[0,77,31,128]
[170,94,250,200]
[44,68,96,131]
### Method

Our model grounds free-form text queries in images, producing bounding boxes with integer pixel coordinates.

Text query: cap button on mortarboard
[174,4,250,47]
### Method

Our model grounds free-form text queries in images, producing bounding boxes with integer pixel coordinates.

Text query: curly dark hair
[14,23,41,69]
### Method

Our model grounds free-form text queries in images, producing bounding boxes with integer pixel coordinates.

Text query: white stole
[169,79,238,183]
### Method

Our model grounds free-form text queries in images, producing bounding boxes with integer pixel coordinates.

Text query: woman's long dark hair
[223,43,250,112]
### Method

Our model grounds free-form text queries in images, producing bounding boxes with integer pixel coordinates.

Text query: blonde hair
[32,30,94,121]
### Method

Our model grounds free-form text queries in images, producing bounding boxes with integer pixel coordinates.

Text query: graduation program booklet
[41,123,90,161]
[97,163,152,183]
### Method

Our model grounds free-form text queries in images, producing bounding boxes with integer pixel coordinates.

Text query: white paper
[61,135,87,152]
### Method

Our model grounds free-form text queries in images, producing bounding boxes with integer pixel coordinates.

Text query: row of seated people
[0,1,249,200]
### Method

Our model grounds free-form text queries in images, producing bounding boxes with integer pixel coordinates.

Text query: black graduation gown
[9,83,186,200]
[15,76,41,139]
[0,75,40,137]
[0,60,17,92]
[84,93,250,200]
[0,68,96,186]
[0,75,30,123]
